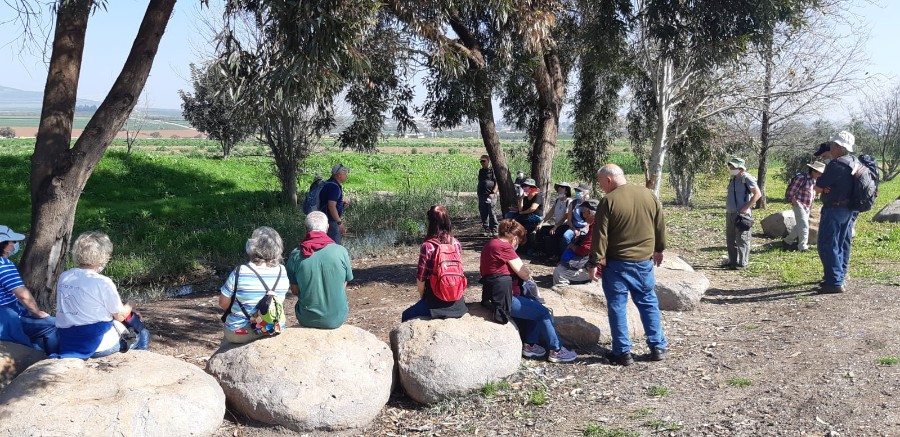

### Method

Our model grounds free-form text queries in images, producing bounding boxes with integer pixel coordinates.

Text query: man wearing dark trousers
[477,155,499,236]
[587,164,668,366]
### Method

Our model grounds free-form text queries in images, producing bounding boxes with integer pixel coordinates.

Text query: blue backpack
[302,181,325,215]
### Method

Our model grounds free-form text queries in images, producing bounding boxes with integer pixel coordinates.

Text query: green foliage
[480,380,511,397]
[877,357,899,366]
[178,63,255,159]
[583,424,638,437]
[642,419,683,432]
[528,387,547,406]
[727,377,753,387]
[647,385,669,397]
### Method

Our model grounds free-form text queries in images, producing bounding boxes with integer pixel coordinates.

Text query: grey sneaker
[522,343,547,358]
[548,347,577,363]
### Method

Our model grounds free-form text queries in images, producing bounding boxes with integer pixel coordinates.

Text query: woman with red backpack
[401,205,468,322]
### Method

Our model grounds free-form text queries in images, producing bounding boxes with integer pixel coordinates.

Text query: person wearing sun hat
[783,161,826,251]
[724,157,762,269]
[813,131,859,294]
[0,225,59,353]
[504,178,543,247]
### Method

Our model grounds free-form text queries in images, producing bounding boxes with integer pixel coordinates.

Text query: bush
[0,127,15,138]
[148,132,162,139]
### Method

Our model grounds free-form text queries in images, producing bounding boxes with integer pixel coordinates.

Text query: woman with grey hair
[55,231,150,359]
[219,226,290,343]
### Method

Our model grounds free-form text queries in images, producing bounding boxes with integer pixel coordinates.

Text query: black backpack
[838,155,879,212]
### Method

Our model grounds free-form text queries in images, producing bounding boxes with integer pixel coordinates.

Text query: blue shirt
[816,155,856,208]
[0,257,24,306]
[318,178,344,218]
[726,174,759,213]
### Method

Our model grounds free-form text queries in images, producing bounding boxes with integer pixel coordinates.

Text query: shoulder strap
[221,265,242,323]
[244,264,283,295]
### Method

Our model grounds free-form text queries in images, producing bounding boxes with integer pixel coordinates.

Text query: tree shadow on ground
[351,263,419,286]
[703,282,819,305]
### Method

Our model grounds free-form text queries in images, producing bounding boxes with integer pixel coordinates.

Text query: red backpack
[428,239,467,302]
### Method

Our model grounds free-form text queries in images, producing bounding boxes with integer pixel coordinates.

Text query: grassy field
[1,138,897,299]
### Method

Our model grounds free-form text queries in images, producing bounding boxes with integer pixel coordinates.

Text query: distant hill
[0,85,103,112]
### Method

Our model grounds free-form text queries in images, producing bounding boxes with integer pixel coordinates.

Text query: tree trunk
[756,32,774,209]
[530,49,565,216]
[475,90,515,212]
[20,0,177,309]
[646,58,673,197]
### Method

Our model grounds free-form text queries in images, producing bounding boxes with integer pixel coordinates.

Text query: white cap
[829,131,855,152]
[0,225,26,242]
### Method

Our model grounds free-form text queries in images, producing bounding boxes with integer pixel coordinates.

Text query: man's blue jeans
[327,220,343,245]
[511,295,561,351]
[818,207,858,287]
[601,259,667,355]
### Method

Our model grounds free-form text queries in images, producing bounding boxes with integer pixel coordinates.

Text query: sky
[1,1,899,117]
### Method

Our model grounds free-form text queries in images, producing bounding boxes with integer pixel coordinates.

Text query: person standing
[587,164,667,366]
[813,131,859,294]
[0,225,58,354]
[783,161,825,251]
[476,155,499,237]
[724,158,762,269]
[320,164,350,244]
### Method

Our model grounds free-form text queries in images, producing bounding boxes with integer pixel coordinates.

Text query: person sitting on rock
[402,205,468,322]
[0,225,58,354]
[286,211,354,329]
[220,227,290,343]
[55,231,150,358]
[480,219,577,363]
[536,182,572,259]
[552,199,600,287]
[560,183,592,253]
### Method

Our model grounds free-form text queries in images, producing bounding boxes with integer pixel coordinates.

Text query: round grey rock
[873,199,900,223]
[0,350,225,436]
[391,305,521,404]
[0,340,46,391]
[206,325,393,431]
[544,285,644,347]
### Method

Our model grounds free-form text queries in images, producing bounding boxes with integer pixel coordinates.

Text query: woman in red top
[480,219,576,363]
[401,205,468,321]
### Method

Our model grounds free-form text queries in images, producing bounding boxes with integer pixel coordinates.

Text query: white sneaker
[522,343,547,358]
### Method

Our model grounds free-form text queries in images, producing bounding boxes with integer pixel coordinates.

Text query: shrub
[148,132,162,139]
[0,127,15,138]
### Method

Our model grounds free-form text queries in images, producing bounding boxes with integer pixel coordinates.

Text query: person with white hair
[55,231,150,358]
[319,164,351,244]
[0,225,58,353]
[286,211,354,329]
[813,131,859,294]
[219,226,290,343]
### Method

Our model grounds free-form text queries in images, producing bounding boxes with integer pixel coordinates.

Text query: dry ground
[137,217,900,437]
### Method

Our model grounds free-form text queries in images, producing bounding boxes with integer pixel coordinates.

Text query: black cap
[581,199,601,211]
[813,142,830,157]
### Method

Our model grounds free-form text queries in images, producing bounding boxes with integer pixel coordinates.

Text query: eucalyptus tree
[628,0,815,197]
[18,0,176,308]
[179,63,255,160]
[215,0,415,205]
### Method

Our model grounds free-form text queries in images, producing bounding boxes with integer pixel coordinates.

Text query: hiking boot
[548,347,577,363]
[607,351,634,366]
[817,284,845,294]
[522,343,547,358]
[649,347,668,361]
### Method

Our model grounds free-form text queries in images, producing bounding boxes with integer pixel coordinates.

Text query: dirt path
[137,217,900,436]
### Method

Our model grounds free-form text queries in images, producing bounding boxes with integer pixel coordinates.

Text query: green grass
[647,386,670,397]
[628,407,654,420]
[583,424,638,437]
[528,387,547,405]
[876,357,899,365]
[480,380,511,397]
[727,377,753,387]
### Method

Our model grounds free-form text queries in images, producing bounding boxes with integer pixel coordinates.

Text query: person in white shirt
[55,232,150,359]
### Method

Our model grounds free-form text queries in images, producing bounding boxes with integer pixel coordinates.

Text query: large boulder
[0,350,224,436]
[391,305,521,404]
[0,341,46,391]
[207,325,393,431]
[873,199,900,223]
[544,284,644,347]
[655,267,710,311]
[660,253,694,272]
[761,210,796,238]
